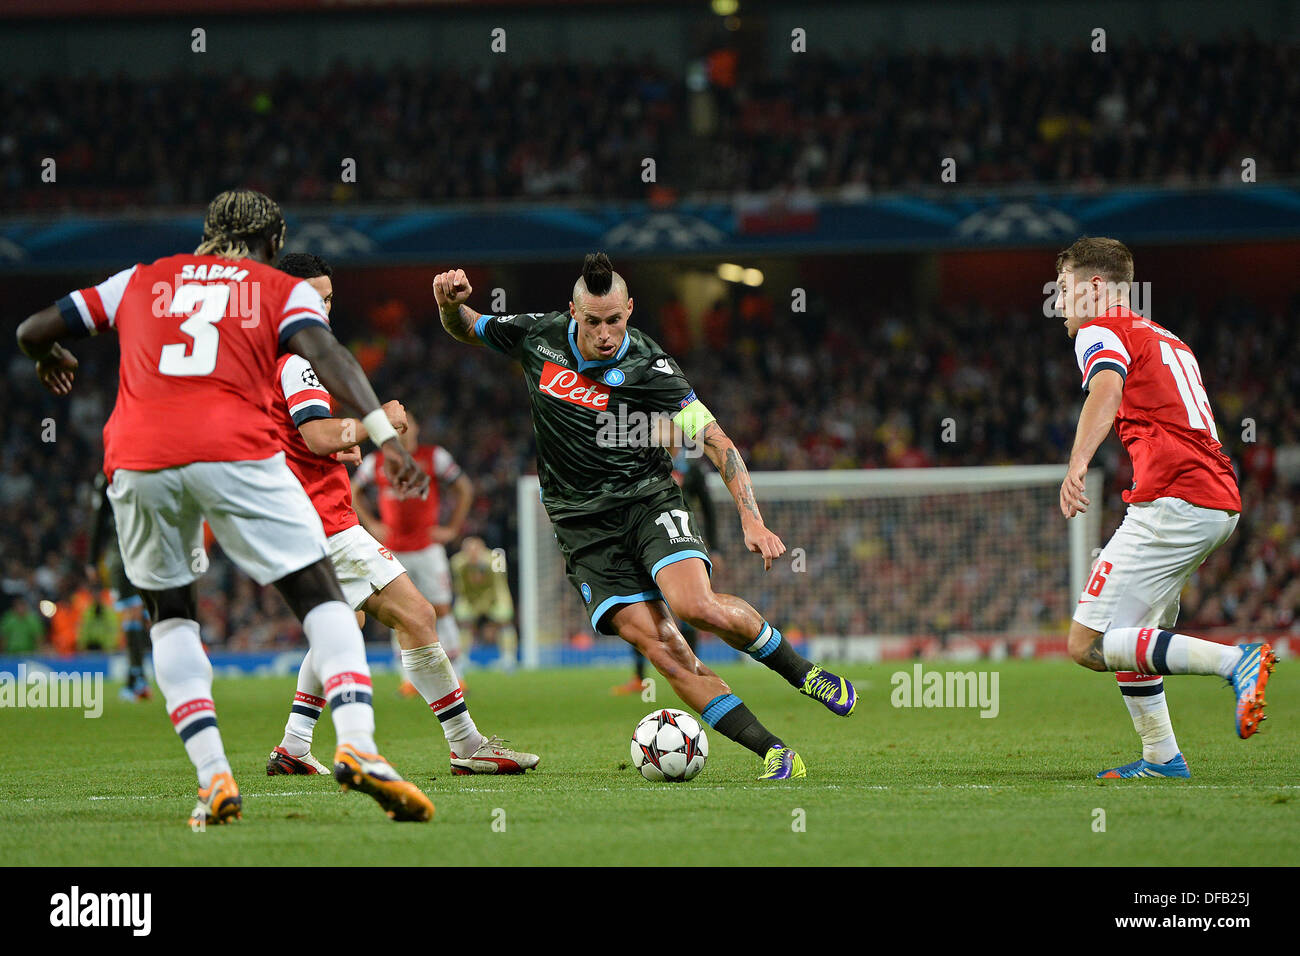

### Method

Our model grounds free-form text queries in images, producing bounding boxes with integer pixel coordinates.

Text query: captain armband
[672,399,716,441]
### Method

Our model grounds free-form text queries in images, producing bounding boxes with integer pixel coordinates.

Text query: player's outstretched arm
[297,400,407,457]
[433,269,482,345]
[1061,368,1124,519]
[285,324,429,498]
[698,420,786,570]
[17,305,82,395]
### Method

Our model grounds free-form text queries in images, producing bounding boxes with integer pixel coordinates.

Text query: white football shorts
[394,542,453,606]
[1073,496,1238,633]
[108,452,329,590]
[327,524,406,610]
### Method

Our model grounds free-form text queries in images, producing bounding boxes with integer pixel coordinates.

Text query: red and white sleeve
[280,354,333,426]
[1074,324,1131,390]
[58,265,138,335]
[432,446,464,484]
[277,280,330,350]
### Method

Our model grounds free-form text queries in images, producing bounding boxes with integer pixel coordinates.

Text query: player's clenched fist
[432,269,472,310]
[382,399,408,433]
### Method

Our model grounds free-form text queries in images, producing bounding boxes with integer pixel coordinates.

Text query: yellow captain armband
[672,398,716,440]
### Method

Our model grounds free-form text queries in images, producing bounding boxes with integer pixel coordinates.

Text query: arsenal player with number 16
[1055,237,1275,779]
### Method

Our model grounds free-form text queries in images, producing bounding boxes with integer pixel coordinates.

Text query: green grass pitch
[2,659,1295,866]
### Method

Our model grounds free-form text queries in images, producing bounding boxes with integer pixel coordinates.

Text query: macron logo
[50,886,151,936]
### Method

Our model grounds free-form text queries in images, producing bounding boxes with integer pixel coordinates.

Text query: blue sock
[701,693,781,757]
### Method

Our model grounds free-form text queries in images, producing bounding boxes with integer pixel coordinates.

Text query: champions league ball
[630,709,708,782]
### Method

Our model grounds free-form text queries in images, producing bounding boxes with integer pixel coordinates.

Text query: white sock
[280,648,326,756]
[401,643,481,755]
[436,614,462,659]
[1116,673,1180,764]
[1102,626,1239,677]
[152,618,230,787]
[304,601,376,754]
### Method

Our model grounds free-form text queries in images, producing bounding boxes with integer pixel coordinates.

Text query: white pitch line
[86,790,322,801]
[66,782,1300,802]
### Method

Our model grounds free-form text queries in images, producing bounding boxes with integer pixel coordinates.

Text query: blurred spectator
[3,36,1296,211]
[451,536,517,654]
[77,594,119,652]
[1,598,44,654]
[48,585,94,655]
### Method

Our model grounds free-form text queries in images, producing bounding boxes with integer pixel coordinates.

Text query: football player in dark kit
[434,253,857,779]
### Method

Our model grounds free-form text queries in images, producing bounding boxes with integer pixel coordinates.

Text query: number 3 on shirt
[1159,341,1219,441]
[158,283,230,376]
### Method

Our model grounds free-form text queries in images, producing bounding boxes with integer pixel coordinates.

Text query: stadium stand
[2,36,1297,211]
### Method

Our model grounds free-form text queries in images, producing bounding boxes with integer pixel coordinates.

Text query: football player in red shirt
[353,414,474,690]
[17,190,434,823]
[264,253,536,776]
[1055,237,1276,778]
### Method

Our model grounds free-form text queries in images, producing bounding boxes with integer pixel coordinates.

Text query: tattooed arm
[432,269,483,345]
[698,420,786,570]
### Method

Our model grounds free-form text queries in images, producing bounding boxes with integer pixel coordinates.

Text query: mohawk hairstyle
[277,252,333,280]
[195,189,287,261]
[581,252,615,297]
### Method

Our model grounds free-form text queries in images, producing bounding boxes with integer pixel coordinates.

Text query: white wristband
[362,408,398,447]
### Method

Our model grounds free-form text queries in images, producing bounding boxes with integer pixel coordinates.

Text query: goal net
[516,466,1102,667]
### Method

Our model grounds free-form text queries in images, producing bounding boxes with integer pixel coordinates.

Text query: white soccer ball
[630,708,708,782]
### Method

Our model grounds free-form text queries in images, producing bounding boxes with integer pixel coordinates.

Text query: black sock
[711,701,783,758]
[751,627,814,688]
[633,649,645,682]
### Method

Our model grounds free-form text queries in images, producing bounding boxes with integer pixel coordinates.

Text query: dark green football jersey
[473,310,714,521]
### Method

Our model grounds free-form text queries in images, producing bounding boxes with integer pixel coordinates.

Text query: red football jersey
[1074,304,1240,512]
[272,353,359,537]
[60,254,329,478]
[355,445,461,552]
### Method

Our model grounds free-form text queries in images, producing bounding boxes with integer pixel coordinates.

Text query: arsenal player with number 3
[1055,237,1276,779]
[434,253,859,781]
[16,190,435,824]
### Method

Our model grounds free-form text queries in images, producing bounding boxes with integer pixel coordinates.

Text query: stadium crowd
[2,282,1298,653]
[2,34,1296,212]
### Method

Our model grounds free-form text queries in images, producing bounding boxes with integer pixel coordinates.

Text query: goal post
[516,466,1103,668]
